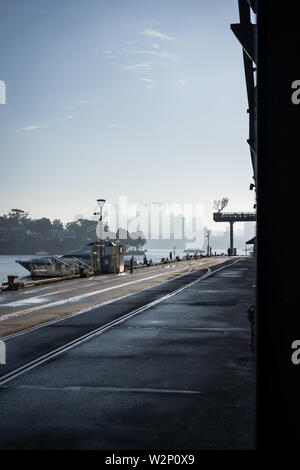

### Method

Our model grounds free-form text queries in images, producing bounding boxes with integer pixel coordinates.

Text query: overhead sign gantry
[213,211,256,253]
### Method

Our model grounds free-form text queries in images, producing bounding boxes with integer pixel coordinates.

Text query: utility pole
[93,198,106,273]
[95,198,106,239]
[206,230,210,257]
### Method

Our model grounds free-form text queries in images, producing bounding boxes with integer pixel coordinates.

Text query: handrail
[72,257,91,269]
[52,256,73,268]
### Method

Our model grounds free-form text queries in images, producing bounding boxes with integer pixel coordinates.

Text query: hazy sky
[0,0,255,230]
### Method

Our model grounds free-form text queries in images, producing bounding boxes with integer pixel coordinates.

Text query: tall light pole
[92,198,106,274]
[206,230,210,257]
[94,198,106,240]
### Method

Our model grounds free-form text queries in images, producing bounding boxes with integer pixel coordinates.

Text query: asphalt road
[0,258,231,377]
[0,257,229,338]
[0,257,255,450]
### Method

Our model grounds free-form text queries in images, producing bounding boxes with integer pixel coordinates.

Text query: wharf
[0,257,255,449]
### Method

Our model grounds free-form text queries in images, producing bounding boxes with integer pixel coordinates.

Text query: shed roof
[246,236,256,245]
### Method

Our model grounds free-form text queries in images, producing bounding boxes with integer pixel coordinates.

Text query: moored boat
[16,244,92,278]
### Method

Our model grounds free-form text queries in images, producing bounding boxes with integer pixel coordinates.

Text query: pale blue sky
[0,0,254,229]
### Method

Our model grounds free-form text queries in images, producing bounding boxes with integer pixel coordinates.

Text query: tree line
[0,209,146,254]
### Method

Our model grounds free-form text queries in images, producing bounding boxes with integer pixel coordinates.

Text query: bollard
[7,275,19,291]
[247,305,255,358]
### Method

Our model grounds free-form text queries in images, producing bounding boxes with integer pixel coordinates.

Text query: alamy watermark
[0,80,6,104]
[291,340,300,365]
[0,340,6,365]
[94,196,205,248]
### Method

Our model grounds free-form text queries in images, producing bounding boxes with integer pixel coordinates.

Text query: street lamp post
[94,198,106,240]
[206,230,210,257]
[93,198,106,274]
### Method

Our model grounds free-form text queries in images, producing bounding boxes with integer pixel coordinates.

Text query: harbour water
[0,255,35,284]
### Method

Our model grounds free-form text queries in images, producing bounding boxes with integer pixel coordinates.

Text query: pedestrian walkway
[0,258,255,450]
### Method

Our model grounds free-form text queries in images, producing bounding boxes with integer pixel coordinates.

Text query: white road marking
[1,288,80,306]
[0,262,193,306]
[1,258,228,338]
[1,285,98,307]
[0,282,100,304]
[2,265,209,341]
[0,259,240,386]
[0,266,193,322]
[2,385,203,395]
[1,298,51,307]
[126,326,248,331]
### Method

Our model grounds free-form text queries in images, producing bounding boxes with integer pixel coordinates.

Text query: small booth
[91,241,124,274]
[90,241,105,274]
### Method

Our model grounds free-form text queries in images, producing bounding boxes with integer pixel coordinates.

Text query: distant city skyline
[0,0,255,230]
